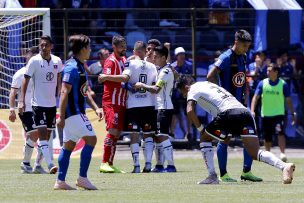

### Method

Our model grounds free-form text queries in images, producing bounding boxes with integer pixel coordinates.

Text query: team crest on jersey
[54,65,58,69]
[80,83,88,97]
[232,72,245,87]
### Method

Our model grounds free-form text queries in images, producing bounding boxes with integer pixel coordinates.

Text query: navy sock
[217,142,228,177]
[80,144,94,178]
[58,148,72,181]
[243,148,253,173]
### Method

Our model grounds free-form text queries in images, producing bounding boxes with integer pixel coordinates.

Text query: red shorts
[103,104,126,131]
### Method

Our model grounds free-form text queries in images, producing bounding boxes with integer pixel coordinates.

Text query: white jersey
[88,61,102,74]
[187,81,246,117]
[123,59,157,109]
[11,67,33,112]
[25,54,62,107]
[155,64,174,110]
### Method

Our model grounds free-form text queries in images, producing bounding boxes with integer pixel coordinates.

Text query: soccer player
[251,63,295,161]
[134,45,176,172]
[176,78,295,184]
[9,47,46,174]
[145,39,161,63]
[19,35,62,174]
[98,35,127,173]
[98,42,158,173]
[54,34,102,190]
[207,29,262,182]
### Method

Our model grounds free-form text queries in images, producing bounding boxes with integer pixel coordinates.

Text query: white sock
[155,143,164,166]
[130,143,140,167]
[161,139,174,166]
[257,150,286,170]
[23,139,34,164]
[143,137,154,164]
[200,142,216,176]
[48,132,54,161]
[38,140,53,167]
[34,147,43,166]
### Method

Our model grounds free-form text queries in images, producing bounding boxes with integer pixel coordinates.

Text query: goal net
[0,8,50,109]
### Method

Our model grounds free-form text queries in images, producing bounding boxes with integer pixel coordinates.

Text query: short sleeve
[156,68,170,87]
[254,80,264,96]
[122,61,132,76]
[62,66,79,85]
[25,57,36,77]
[103,59,114,75]
[11,71,23,89]
[187,87,199,102]
[214,53,229,71]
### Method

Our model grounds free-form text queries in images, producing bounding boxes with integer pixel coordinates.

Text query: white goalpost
[0,8,50,108]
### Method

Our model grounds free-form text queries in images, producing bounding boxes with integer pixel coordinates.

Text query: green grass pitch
[0,155,303,203]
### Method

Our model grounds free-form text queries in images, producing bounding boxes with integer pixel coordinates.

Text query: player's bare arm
[8,88,18,122]
[250,94,260,117]
[57,82,72,129]
[207,66,220,85]
[98,73,129,83]
[134,82,161,94]
[285,97,296,125]
[186,100,202,131]
[86,86,103,121]
[18,75,30,115]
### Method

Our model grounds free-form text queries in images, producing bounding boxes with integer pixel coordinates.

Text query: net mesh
[0,14,43,108]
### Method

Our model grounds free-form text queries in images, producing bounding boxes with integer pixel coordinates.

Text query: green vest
[261,78,285,117]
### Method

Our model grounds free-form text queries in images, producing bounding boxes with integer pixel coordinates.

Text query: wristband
[197,124,204,132]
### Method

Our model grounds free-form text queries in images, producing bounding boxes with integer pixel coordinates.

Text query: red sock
[109,137,118,165]
[102,134,114,164]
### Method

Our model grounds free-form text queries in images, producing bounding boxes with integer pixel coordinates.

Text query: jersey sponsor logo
[232,72,245,87]
[0,121,12,152]
[63,73,70,82]
[106,68,111,74]
[80,83,88,97]
[46,72,54,81]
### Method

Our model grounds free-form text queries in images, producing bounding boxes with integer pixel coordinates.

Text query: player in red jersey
[99,35,127,173]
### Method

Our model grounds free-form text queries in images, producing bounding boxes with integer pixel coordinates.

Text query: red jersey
[102,53,127,106]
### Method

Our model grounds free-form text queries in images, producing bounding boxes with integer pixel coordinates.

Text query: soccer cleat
[142,162,152,173]
[219,173,237,182]
[283,163,295,184]
[197,174,219,184]
[241,171,263,182]
[280,153,287,162]
[132,166,140,173]
[76,177,98,190]
[99,162,114,173]
[48,164,58,174]
[20,162,33,174]
[54,180,76,190]
[32,165,48,174]
[151,165,165,173]
[165,165,177,173]
[110,165,126,173]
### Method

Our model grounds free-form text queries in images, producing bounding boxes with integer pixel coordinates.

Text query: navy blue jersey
[214,49,247,102]
[62,57,88,119]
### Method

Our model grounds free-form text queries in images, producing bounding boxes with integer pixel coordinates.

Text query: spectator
[170,47,193,143]
[88,48,110,107]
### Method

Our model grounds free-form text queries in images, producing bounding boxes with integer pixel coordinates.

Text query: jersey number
[139,74,147,93]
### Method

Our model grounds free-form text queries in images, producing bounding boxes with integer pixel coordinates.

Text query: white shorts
[63,114,96,143]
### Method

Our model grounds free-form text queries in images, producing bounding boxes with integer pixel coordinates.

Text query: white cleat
[283,163,295,184]
[20,162,33,174]
[197,174,219,185]
[76,177,98,190]
[54,180,76,190]
[32,165,48,174]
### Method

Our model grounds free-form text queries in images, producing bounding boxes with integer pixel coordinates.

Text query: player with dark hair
[207,29,262,182]
[176,76,295,185]
[54,34,103,190]
[9,47,46,174]
[99,35,127,173]
[19,35,62,174]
